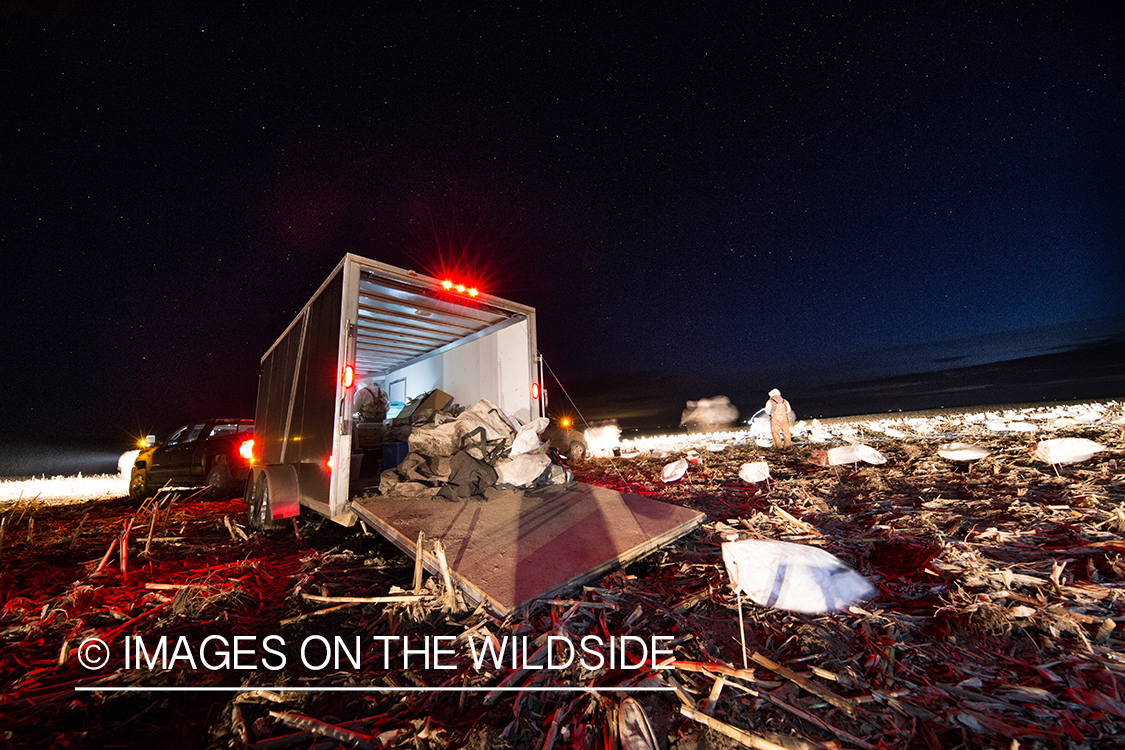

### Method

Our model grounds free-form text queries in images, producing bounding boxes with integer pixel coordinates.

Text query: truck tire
[206,459,233,498]
[247,473,282,531]
[129,466,151,500]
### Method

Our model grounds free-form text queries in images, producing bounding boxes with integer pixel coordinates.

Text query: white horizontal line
[75,685,675,693]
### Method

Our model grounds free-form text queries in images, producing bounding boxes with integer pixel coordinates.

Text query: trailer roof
[350,255,534,377]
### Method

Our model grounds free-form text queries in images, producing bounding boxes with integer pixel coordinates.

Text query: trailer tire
[568,441,587,463]
[129,466,151,500]
[247,474,282,531]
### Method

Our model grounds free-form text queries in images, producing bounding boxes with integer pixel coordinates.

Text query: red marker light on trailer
[531,382,541,399]
[439,278,481,298]
[239,438,255,463]
[342,365,354,388]
[326,454,333,470]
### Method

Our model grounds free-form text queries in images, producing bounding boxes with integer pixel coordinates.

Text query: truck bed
[351,482,705,617]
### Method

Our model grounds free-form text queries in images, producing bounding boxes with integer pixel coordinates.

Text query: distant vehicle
[130,419,255,499]
[542,416,588,463]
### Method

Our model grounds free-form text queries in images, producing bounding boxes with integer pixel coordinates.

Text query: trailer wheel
[568,441,587,463]
[247,473,282,531]
[129,467,151,500]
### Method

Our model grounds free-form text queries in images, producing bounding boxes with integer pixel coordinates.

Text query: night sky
[2,2,1123,453]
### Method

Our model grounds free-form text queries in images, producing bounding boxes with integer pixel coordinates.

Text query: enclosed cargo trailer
[247,253,545,527]
[249,253,703,616]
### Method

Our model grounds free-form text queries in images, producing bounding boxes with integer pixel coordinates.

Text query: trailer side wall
[255,269,344,509]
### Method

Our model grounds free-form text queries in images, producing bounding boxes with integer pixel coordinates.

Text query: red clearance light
[531,382,541,399]
[342,365,355,389]
[440,279,481,298]
[326,453,333,470]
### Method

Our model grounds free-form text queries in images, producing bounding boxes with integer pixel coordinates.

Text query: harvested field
[0,402,1123,749]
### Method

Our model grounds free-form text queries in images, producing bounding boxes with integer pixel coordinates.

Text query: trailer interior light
[239,438,255,463]
[342,365,355,388]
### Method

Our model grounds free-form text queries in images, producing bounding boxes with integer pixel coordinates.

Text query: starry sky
[2,2,1123,448]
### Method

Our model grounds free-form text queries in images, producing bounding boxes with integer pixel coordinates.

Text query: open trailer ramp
[351,482,705,618]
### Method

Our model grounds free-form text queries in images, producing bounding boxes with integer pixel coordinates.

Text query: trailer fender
[246,465,300,530]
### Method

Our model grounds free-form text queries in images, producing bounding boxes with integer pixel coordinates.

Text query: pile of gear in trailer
[373,391,574,502]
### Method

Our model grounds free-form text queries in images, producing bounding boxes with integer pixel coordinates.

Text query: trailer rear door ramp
[350,482,704,618]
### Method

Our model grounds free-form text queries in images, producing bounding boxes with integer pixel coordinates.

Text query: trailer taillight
[342,365,354,389]
[239,438,255,463]
[531,382,541,399]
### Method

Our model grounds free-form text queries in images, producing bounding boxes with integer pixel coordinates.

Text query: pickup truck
[130,419,254,499]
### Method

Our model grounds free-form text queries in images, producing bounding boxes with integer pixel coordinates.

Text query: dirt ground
[1,406,1123,749]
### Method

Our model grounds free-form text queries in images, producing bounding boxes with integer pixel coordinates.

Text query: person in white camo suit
[765,388,794,448]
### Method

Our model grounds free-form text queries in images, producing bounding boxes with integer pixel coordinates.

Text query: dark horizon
[2,325,1121,478]
[560,326,1125,436]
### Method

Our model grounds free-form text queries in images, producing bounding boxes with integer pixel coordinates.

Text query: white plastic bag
[495,452,552,487]
[510,417,550,456]
[721,539,874,614]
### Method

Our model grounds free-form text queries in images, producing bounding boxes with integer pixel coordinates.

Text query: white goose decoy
[819,443,887,466]
[1032,438,1105,465]
[937,442,991,462]
[721,539,875,614]
[738,461,770,484]
[661,458,688,483]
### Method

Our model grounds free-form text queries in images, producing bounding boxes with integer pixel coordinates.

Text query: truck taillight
[239,438,255,463]
[326,454,333,470]
[342,365,354,388]
[531,382,541,399]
